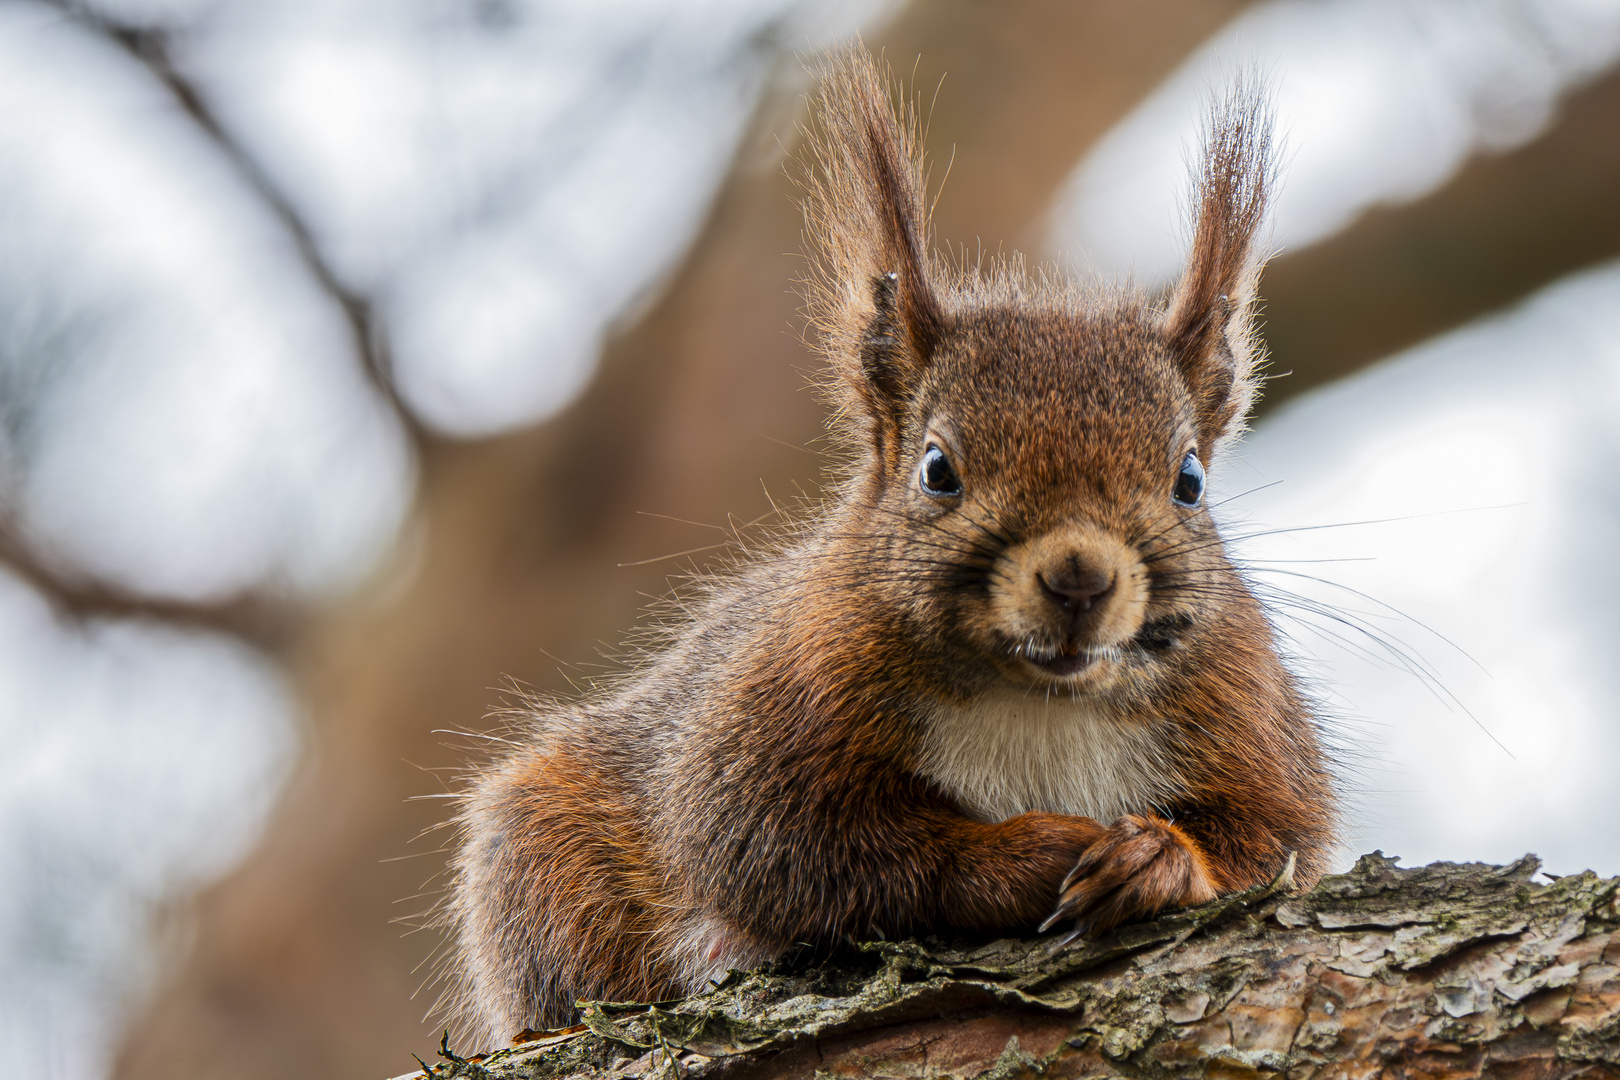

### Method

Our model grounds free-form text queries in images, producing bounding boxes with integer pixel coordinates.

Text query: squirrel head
[800,51,1275,699]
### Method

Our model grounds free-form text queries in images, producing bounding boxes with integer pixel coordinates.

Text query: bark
[401,854,1619,1080]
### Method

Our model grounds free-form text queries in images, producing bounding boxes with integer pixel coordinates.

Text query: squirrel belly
[918,689,1183,826]
[446,50,1338,1044]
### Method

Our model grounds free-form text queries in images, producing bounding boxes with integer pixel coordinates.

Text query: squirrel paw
[1039,814,1218,942]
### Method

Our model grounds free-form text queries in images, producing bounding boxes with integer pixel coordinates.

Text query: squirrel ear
[1164,79,1274,455]
[801,48,945,456]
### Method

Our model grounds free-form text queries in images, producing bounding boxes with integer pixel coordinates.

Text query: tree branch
[58,3,428,441]
[0,527,298,650]
[403,854,1619,1079]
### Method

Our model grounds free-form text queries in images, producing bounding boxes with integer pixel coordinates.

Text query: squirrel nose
[1038,565,1115,617]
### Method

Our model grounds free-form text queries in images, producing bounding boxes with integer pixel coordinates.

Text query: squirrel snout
[1037,565,1115,617]
[990,527,1146,671]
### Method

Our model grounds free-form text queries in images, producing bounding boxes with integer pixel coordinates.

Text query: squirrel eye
[918,445,962,498]
[1172,450,1205,507]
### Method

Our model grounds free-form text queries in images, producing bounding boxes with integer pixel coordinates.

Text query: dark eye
[1172,450,1204,507]
[919,444,962,498]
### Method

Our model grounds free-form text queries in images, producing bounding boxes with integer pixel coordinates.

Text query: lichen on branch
[402,854,1620,1079]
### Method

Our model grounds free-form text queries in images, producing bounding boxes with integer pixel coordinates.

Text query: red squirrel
[448,50,1337,1041]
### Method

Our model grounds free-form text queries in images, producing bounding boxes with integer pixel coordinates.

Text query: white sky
[180,0,892,435]
[1220,260,1620,877]
[1050,0,1620,289]
[0,3,413,603]
[0,567,296,1078]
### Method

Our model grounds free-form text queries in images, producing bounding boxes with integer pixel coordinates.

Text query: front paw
[1039,814,1218,940]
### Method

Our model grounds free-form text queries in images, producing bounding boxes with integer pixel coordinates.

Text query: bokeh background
[3,1,1618,1077]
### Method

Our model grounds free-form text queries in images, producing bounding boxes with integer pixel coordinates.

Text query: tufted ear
[800,48,945,465]
[1164,80,1275,457]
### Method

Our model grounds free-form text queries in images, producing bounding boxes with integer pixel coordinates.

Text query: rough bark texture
[399,855,1619,1080]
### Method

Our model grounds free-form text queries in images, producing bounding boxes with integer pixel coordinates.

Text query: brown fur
[447,49,1336,1043]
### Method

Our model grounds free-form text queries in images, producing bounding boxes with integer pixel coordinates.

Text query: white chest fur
[917,689,1182,824]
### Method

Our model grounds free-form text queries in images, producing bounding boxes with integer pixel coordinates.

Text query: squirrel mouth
[1020,640,1111,679]
[1033,651,1097,677]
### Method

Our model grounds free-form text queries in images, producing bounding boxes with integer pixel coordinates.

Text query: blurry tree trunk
[411,856,1620,1080]
[1258,63,1620,415]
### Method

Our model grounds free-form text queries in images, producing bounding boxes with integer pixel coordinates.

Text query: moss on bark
[402,854,1620,1079]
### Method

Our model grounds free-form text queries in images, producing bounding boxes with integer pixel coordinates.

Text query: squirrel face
[850,301,1229,698]
[802,58,1271,705]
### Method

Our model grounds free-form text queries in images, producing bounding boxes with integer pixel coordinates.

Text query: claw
[1056,921,1091,949]
[1038,813,1219,941]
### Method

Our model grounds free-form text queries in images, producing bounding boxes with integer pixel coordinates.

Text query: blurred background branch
[1261,61,1620,410]
[94,13,421,434]
[0,521,295,645]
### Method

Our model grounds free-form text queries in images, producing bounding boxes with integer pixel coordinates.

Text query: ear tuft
[799,47,945,453]
[1165,75,1276,456]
